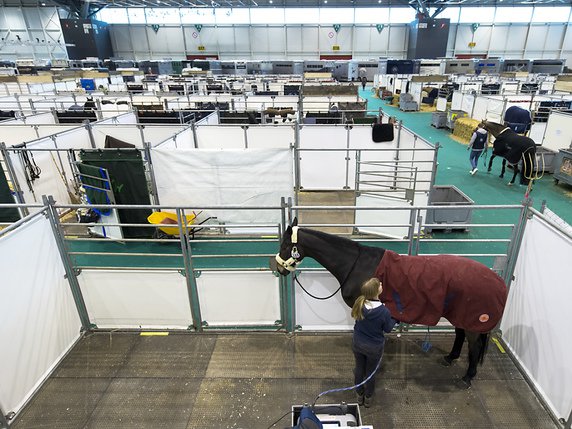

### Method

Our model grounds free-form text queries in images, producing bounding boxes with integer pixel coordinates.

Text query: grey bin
[431,111,447,128]
[425,185,474,232]
[533,146,557,174]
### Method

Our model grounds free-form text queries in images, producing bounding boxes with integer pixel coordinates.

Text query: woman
[351,278,397,407]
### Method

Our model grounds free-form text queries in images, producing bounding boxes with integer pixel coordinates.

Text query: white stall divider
[295,272,353,330]
[197,272,281,326]
[451,91,463,111]
[97,111,138,125]
[78,270,192,329]
[91,125,146,148]
[22,112,57,125]
[501,214,572,421]
[141,125,186,147]
[0,215,81,415]
[246,125,294,149]
[195,126,245,149]
[0,126,42,146]
[195,111,219,126]
[151,147,293,227]
[541,111,572,152]
[299,126,348,190]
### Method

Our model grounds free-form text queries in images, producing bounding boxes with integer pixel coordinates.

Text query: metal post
[355,149,361,196]
[0,142,28,216]
[190,120,198,149]
[50,106,58,124]
[344,124,351,190]
[242,125,249,149]
[503,200,531,288]
[95,98,103,120]
[42,195,92,331]
[298,92,304,123]
[14,93,23,116]
[137,124,146,148]
[0,405,9,429]
[176,208,203,332]
[393,121,402,189]
[143,141,160,206]
[293,121,301,204]
[565,408,572,429]
[28,98,36,115]
[406,207,418,256]
[429,143,441,191]
[83,121,97,149]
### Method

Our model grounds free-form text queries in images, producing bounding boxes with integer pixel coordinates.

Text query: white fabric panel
[91,125,144,148]
[451,91,463,111]
[23,112,56,124]
[141,125,185,146]
[461,93,475,115]
[152,147,293,225]
[247,126,294,149]
[355,194,423,239]
[299,126,347,189]
[436,97,447,112]
[197,272,280,326]
[529,122,546,146]
[541,111,572,151]
[486,98,504,122]
[472,96,489,121]
[171,128,194,149]
[97,111,138,124]
[78,270,192,329]
[37,125,77,138]
[1,126,40,146]
[0,215,81,414]
[295,272,353,331]
[409,82,423,105]
[195,126,245,149]
[195,111,219,125]
[500,215,572,420]
[501,81,519,94]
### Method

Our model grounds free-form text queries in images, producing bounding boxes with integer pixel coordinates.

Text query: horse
[273,220,508,388]
[481,120,536,186]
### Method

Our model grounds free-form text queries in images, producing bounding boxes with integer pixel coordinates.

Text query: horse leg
[487,155,494,172]
[500,159,505,179]
[442,327,465,366]
[509,164,518,185]
[459,331,485,389]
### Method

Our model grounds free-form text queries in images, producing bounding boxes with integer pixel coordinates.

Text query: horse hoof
[440,355,454,367]
[455,377,472,390]
[499,174,504,178]
[507,182,513,186]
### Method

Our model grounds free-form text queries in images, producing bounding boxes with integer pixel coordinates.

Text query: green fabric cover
[79,149,153,238]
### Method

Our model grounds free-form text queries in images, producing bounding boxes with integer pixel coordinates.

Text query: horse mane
[300,228,360,250]
[481,120,508,137]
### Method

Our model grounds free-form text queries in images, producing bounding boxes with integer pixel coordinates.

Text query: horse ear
[292,217,298,227]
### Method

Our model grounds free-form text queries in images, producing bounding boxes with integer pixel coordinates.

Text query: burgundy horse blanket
[374,250,508,333]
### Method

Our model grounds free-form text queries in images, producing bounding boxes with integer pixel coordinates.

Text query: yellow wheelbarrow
[147,211,198,239]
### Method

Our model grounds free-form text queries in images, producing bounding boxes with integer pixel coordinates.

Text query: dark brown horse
[481,120,536,185]
[273,220,508,388]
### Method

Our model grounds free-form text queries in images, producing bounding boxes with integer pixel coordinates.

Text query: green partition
[79,149,153,238]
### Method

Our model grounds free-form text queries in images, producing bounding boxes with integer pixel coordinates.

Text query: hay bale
[453,117,481,143]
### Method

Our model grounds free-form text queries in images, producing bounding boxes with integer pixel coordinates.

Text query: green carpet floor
[360,87,572,226]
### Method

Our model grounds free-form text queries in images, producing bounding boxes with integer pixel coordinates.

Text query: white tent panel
[355,194,424,239]
[195,126,245,149]
[295,271,353,330]
[299,126,347,189]
[98,111,138,124]
[151,147,293,225]
[37,125,77,138]
[91,125,145,148]
[0,126,40,146]
[528,122,546,146]
[247,125,294,149]
[0,215,81,415]
[197,271,280,326]
[541,111,572,152]
[78,270,192,329]
[23,112,56,124]
[500,215,572,421]
[142,125,186,146]
[472,96,489,121]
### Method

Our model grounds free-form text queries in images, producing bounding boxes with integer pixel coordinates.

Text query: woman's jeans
[470,150,482,169]
[352,336,385,398]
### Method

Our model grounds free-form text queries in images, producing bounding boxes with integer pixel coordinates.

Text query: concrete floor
[11,332,557,429]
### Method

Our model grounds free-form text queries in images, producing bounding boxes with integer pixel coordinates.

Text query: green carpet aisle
[361,87,572,226]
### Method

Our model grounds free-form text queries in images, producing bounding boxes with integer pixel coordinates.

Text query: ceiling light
[269,0,272,3]
[324,0,327,3]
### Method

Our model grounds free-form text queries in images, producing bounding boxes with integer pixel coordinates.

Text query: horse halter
[275,226,301,272]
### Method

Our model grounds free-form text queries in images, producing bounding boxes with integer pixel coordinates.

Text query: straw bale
[453,117,481,143]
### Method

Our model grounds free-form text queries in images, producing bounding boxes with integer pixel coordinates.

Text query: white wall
[0,7,67,61]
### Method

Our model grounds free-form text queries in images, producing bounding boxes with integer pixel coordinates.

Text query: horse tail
[478,333,490,365]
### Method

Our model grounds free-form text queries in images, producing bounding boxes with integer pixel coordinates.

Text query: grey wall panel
[286,26,303,53]
[387,26,407,57]
[148,26,185,54]
[130,26,150,53]
[301,26,319,53]
[110,26,132,54]
[234,27,251,53]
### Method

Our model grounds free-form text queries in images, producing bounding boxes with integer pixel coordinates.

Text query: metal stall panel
[197,271,281,327]
[78,270,193,329]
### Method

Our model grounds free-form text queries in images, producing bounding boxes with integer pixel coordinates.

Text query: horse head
[480,120,507,138]
[272,218,305,276]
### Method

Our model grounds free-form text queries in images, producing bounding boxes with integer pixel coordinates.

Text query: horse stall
[0,104,570,428]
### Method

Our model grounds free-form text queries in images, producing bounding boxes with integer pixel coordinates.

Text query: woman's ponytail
[351,295,367,320]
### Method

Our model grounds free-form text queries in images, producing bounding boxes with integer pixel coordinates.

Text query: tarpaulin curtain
[79,149,153,238]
